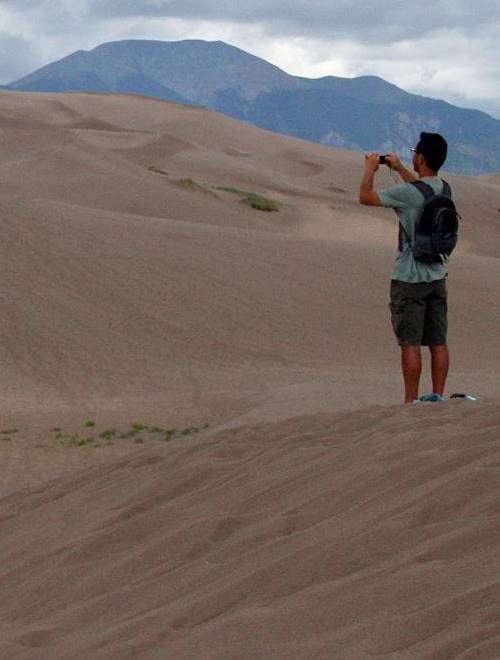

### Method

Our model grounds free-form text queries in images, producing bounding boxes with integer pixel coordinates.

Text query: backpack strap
[441,179,452,198]
[398,180,432,253]
[398,220,412,254]
[412,178,452,198]
[409,179,434,199]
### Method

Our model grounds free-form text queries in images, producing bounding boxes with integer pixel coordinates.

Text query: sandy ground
[0,90,499,658]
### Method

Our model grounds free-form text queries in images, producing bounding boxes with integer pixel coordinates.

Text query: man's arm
[359,153,382,206]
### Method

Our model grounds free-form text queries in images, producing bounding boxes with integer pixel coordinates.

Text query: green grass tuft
[176,178,219,198]
[172,177,278,211]
[216,187,279,211]
[99,429,117,440]
[49,419,209,447]
[58,433,95,447]
[148,426,165,434]
[131,422,147,432]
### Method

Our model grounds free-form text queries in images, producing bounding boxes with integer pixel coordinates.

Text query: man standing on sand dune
[359,132,453,404]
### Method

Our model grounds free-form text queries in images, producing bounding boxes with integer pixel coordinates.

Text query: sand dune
[1,90,499,658]
[1,90,499,418]
[1,401,500,659]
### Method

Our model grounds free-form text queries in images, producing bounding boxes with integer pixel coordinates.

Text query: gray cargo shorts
[389,278,448,347]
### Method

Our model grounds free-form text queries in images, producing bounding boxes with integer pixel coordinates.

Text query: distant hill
[7,39,500,174]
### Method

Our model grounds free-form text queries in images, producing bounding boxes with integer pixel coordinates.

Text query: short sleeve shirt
[378,176,449,283]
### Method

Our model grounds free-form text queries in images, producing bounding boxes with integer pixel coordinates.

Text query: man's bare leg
[429,345,449,397]
[401,346,422,403]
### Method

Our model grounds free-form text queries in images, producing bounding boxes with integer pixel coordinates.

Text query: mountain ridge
[7,39,500,174]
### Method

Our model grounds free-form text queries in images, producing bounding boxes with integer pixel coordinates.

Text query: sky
[1,0,499,119]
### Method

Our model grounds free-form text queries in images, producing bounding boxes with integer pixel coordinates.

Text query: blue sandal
[419,393,446,402]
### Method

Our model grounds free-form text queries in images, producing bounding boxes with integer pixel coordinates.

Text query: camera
[379,155,389,165]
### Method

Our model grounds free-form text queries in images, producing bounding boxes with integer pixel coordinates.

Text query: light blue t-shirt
[379,177,449,283]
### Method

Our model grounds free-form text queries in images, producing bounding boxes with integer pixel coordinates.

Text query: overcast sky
[1,0,499,118]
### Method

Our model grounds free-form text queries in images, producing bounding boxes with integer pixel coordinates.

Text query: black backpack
[399,179,460,264]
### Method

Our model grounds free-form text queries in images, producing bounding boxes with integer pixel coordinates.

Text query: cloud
[88,0,499,42]
[0,32,38,81]
[0,0,91,35]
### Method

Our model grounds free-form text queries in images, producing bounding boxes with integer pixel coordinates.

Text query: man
[359,132,451,403]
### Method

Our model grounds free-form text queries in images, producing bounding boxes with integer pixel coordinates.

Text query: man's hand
[384,153,417,183]
[384,153,402,171]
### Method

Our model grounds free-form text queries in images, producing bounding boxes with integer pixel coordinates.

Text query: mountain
[7,39,500,174]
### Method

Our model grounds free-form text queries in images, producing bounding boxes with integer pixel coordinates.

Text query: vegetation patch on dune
[49,420,210,448]
[56,433,97,448]
[175,178,220,198]
[216,186,279,211]
[149,166,279,211]
[147,165,169,176]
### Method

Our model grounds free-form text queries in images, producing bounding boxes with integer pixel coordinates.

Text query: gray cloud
[2,0,499,43]
[0,33,38,81]
[88,0,498,41]
[0,0,89,34]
